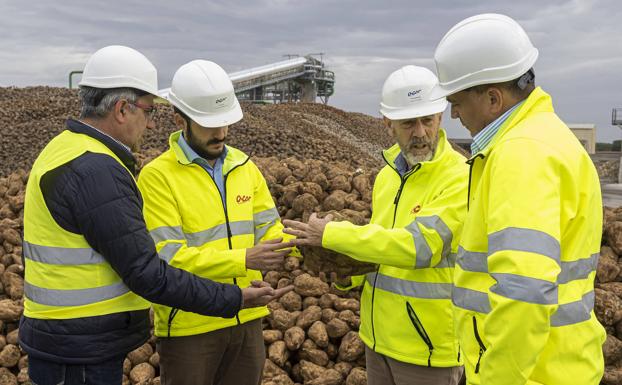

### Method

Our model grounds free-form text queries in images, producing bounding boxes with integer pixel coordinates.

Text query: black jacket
[19,119,242,364]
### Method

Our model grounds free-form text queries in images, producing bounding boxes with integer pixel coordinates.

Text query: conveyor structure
[229,54,334,104]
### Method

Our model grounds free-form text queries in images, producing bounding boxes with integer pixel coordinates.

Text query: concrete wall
[569,124,596,154]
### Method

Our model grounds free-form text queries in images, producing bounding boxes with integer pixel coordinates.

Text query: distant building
[568,124,596,154]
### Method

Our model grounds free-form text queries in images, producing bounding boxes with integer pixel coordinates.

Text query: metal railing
[68,71,83,89]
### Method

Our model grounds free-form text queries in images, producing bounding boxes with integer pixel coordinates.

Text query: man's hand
[282,213,334,247]
[246,238,293,271]
[240,280,294,309]
[330,272,352,289]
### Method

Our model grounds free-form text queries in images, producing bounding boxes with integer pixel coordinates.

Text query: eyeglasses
[128,101,157,120]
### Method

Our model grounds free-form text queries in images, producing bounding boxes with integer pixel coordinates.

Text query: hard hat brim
[165,89,244,127]
[380,98,448,121]
[78,75,159,96]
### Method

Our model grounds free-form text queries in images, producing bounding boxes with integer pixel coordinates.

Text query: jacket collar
[382,128,451,174]
[471,87,553,160]
[65,119,137,174]
[168,130,249,174]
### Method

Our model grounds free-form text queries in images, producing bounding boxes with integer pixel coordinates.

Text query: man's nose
[412,120,426,137]
[214,126,226,139]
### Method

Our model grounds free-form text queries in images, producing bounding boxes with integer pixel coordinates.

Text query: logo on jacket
[410,205,421,214]
[236,195,251,204]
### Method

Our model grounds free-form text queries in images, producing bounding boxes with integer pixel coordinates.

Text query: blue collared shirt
[470,101,524,155]
[394,152,411,177]
[178,133,228,206]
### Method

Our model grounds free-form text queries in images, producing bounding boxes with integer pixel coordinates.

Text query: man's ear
[487,87,504,115]
[113,99,128,124]
[174,113,187,131]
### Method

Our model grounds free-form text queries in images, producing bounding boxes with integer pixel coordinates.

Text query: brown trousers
[157,319,265,385]
[366,346,464,385]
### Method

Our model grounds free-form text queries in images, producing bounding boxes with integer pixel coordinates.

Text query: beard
[400,135,439,166]
[186,128,226,160]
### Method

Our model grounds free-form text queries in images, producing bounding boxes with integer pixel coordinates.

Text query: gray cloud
[1,0,620,141]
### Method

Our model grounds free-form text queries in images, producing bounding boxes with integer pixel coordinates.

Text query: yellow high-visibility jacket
[23,130,150,319]
[323,130,468,367]
[453,87,606,385]
[138,131,288,337]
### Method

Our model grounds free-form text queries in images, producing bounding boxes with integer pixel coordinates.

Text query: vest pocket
[405,301,434,367]
[472,316,486,374]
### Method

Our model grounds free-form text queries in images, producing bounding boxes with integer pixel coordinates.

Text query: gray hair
[78,86,143,119]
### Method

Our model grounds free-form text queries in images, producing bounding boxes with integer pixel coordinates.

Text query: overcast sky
[2,0,621,141]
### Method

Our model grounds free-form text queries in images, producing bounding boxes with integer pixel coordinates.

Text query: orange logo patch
[236,195,251,204]
[410,205,421,214]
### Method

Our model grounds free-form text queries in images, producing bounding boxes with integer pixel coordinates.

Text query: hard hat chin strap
[517,69,535,90]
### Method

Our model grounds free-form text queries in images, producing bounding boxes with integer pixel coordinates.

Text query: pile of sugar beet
[0,86,617,385]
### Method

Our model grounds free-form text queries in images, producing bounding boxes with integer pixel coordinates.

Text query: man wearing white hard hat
[283,65,467,385]
[19,47,281,385]
[137,60,297,385]
[430,14,606,384]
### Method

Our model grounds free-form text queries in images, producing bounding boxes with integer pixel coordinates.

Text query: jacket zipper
[406,302,434,367]
[166,157,251,334]
[221,174,241,325]
[465,154,485,211]
[472,316,487,374]
[166,308,179,337]
[370,159,421,350]
[212,159,249,324]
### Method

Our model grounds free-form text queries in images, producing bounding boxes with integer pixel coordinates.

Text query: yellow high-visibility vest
[23,130,150,319]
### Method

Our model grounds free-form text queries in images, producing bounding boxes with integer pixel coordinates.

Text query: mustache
[409,138,432,146]
[207,138,226,145]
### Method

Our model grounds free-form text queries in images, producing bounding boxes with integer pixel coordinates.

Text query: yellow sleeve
[333,275,366,292]
[322,168,467,269]
[137,166,247,280]
[481,139,561,384]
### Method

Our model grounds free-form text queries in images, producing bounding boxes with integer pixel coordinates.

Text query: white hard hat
[163,60,242,128]
[430,14,538,99]
[79,45,158,95]
[380,65,448,120]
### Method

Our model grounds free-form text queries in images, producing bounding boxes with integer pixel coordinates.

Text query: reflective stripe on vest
[25,280,130,307]
[253,207,280,243]
[366,272,452,300]
[186,221,253,247]
[490,273,557,305]
[150,208,280,253]
[453,285,595,327]
[404,215,453,269]
[452,286,492,314]
[23,241,106,265]
[457,247,599,284]
[489,227,560,264]
[158,243,184,263]
[551,291,595,327]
